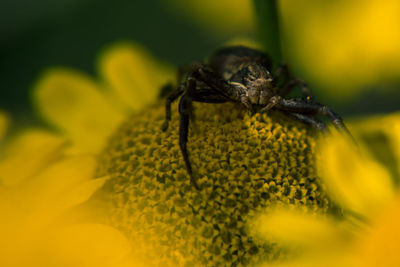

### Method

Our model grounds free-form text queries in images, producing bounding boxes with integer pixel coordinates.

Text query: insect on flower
[161,46,351,189]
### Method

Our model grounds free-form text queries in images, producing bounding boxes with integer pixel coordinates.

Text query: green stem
[252,0,282,66]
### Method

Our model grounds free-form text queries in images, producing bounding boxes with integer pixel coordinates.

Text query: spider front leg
[162,84,185,131]
[275,97,353,137]
[280,79,311,99]
[274,63,311,98]
[178,78,228,189]
[161,61,205,131]
[286,112,328,132]
[178,90,199,189]
[191,67,240,101]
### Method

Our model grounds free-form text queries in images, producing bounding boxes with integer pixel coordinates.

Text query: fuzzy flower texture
[1,42,400,267]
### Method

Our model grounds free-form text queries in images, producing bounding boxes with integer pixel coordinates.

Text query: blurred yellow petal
[257,255,354,267]
[42,224,132,267]
[252,209,345,250]
[99,42,173,112]
[383,114,400,174]
[0,142,124,267]
[355,197,400,267]
[353,112,400,175]
[4,223,132,267]
[33,68,125,154]
[0,110,9,142]
[59,177,107,213]
[163,0,253,35]
[24,155,96,209]
[317,133,395,217]
[0,156,97,234]
[0,129,66,187]
[224,37,261,50]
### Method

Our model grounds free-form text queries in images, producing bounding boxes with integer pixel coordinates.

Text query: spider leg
[191,67,240,101]
[191,89,229,103]
[178,91,199,189]
[274,63,311,98]
[275,97,353,138]
[162,84,185,131]
[286,112,328,132]
[273,63,291,82]
[178,61,204,81]
[161,61,207,130]
[280,78,311,99]
[178,77,229,189]
[190,66,258,113]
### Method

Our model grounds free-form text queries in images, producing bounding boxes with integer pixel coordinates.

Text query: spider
[161,45,351,189]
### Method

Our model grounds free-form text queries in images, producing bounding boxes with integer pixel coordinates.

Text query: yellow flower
[13,39,333,265]
[2,40,369,266]
[89,41,336,266]
[253,114,400,267]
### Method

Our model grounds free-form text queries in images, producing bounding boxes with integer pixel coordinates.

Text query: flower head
[4,38,397,266]
[95,92,334,265]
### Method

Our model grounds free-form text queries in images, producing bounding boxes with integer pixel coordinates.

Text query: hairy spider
[161,46,351,189]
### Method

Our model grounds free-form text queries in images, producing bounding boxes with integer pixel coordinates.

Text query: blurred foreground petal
[355,197,400,267]
[42,224,132,267]
[99,42,173,112]
[317,132,395,217]
[0,130,66,187]
[1,156,97,231]
[0,110,9,141]
[33,68,125,154]
[163,0,253,35]
[253,209,346,251]
[353,112,400,177]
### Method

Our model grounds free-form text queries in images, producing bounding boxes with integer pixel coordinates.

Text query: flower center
[96,101,332,266]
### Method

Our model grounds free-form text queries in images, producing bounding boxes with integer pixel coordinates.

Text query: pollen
[96,101,332,266]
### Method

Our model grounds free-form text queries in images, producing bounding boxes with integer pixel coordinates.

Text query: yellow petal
[99,42,174,112]
[24,155,97,208]
[383,115,400,175]
[0,129,67,187]
[0,110,9,142]
[317,132,395,217]
[59,177,108,212]
[163,0,253,34]
[13,224,132,267]
[252,209,345,250]
[33,68,125,154]
[257,256,353,267]
[224,37,261,50]
[355,197,400,267]
[0,155,102,266]
[354,112,400,176]
[47,224,132,267]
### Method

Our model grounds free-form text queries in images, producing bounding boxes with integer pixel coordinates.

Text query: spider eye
[246,73,257,81]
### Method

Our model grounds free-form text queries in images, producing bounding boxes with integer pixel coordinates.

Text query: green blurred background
[1,0,400,127]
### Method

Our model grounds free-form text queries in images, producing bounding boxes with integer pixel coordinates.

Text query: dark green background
[1,0,399,128]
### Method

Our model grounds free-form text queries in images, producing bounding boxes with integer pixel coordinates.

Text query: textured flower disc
[96,101,332,266]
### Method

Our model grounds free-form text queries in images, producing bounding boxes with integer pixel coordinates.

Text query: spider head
[231,64,275,106]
